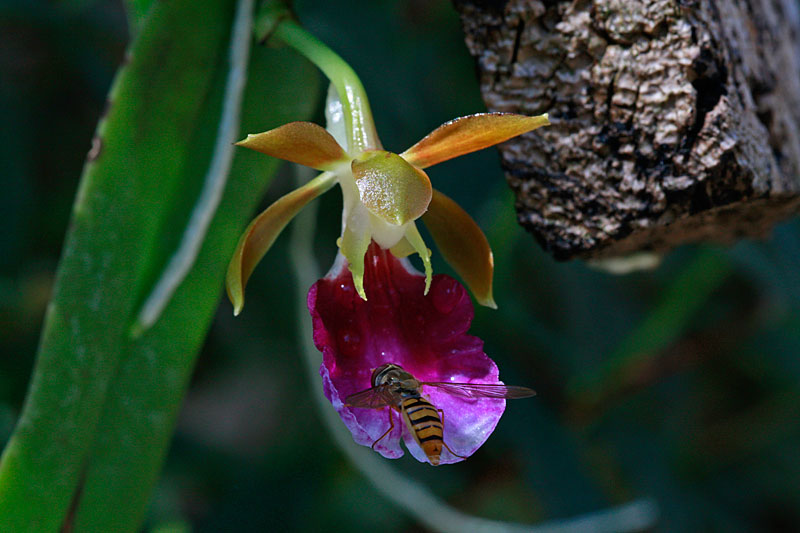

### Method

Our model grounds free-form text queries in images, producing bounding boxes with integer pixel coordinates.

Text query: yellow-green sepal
[422,189,496,308]
[389,237,415,258]
[351,150,432,225]
[226,171,337,315]
[401,112,550,169]
[403,222,432,295]
[339,205,373,301]
[236,121,350,170]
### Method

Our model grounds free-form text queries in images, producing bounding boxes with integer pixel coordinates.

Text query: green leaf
[0,0,319,530]
[71,34,320,533]
[124,0,157,35]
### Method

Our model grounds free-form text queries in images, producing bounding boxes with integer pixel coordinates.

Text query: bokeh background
[3,0,800,531]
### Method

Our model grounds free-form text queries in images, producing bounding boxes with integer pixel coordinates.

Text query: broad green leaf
[0,0,231,527]
[0,0,319,530]
[71,22,320,533]
[124,0,157,35]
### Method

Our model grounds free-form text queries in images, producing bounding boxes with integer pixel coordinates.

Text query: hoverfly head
[371,363,406,387]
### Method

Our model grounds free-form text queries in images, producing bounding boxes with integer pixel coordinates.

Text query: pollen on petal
[308,243,505,465]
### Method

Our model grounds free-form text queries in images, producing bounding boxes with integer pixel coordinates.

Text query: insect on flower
[345,363,535,466]
[227,15,548,465]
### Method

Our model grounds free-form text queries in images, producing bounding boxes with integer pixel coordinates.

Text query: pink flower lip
[309,243,518,465]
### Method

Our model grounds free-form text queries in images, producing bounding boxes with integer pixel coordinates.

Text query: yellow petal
[236,122,349,170]
[404,223,432,295]
[389,237,415,258]
[226,172,337,315]
[422,189,496,308]
[401,112,550,169]
[351,150,432,225]
[339,220,372,301]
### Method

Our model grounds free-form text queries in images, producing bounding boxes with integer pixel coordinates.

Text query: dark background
[3,0,800,531]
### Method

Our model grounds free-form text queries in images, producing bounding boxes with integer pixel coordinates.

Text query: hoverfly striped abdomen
[401,396,444,466]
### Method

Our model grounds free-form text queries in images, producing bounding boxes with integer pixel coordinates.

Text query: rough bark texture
[453,0,800,261]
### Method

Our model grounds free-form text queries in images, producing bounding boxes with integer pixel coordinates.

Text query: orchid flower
[225,20,548,315]
[227,101,547,312]
[225,17,545,464]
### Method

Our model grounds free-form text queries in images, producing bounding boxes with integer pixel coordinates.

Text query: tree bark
[453,0,800,262]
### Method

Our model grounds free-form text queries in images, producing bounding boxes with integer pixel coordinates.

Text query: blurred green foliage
[2,0,800,531]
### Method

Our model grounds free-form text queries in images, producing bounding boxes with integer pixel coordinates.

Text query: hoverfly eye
[371,364,392,386]
[370,363,404,386]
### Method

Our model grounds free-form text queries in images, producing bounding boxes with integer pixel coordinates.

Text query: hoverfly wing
[422,382,536,400]
[344,384,396,409]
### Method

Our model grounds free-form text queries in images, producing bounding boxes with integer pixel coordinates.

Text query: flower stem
[271,17,380,153]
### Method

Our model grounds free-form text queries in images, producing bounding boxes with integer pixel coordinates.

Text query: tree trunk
[453,0,800,263]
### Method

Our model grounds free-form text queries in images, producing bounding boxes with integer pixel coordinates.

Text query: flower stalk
[271,17,379,152]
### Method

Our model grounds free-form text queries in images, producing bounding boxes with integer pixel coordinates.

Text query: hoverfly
[344,363,535,465]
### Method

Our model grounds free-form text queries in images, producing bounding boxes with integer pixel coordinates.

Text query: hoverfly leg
[441,441,466,460]
[371,408,395,450]
[438,409,467,460]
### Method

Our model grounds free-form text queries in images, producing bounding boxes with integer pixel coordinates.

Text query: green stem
[272,18,380,153]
